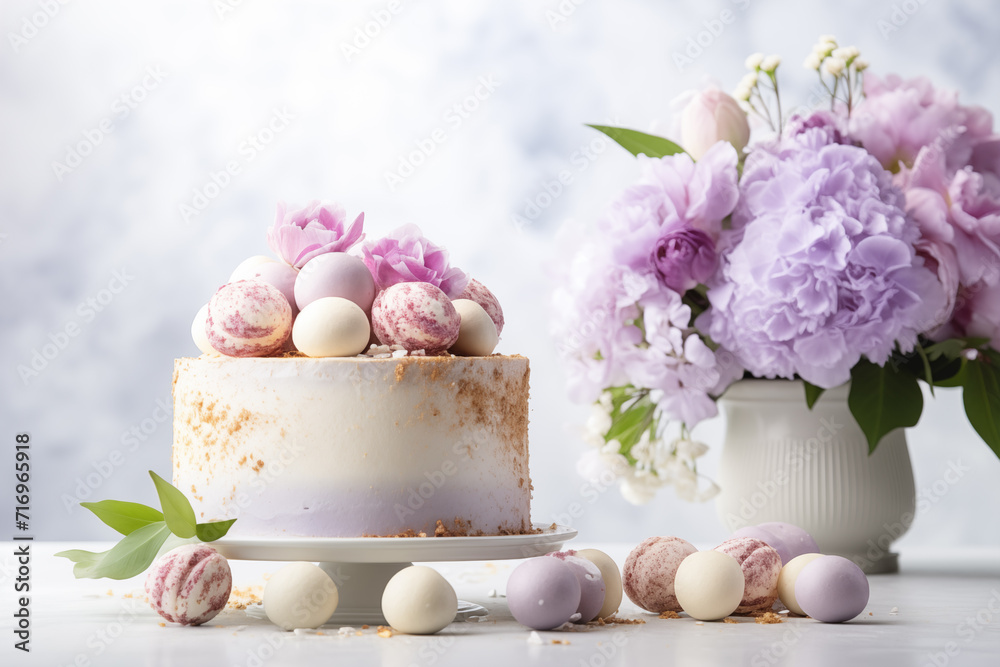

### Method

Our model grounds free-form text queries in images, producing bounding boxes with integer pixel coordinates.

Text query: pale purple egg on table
[371,282,460,353]
[714,537,782,613]
[205,280,292,357]
[294,252,376,313]
[506,557,582,630]
[733,522,819,565]
[795,555,870,623]
[622,536,697,613]
[545,550,605,623]
[145,545,232,626]
[457,278,505,336]
[249,261,299,315]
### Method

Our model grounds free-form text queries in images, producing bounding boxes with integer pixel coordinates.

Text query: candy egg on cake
[292,296,370,357]
[450,299,499,356]
[229,255,276,282]
[294,252,376,313]
[371,282,461,353]
[205,280,292,357]
[457,277,504,335]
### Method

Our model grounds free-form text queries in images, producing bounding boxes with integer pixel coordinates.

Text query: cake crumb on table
[158,622,166,627]
[596,615,646,625]
[377,626,393,638]
[723,618,738,624]
[755,612,783,624]
[658,611,681,619]
[551,639,570,645]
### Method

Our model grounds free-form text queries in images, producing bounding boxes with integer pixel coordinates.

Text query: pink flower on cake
[267,201,365,269]
[362,224,468,298]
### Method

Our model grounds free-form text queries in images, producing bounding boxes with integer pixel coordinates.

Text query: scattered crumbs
[890,606,899,615]
[361,625,370,630]
[549,522,557,531]
[158,622,166,627]
[527,631,544,645]
[723,618,738,624]
[487,589,498,598]
[551,639,570,645]
[868,612,873,616]
[658,611,681,620]
[338,627,355,636]
[106,589,113,596]
[355,631,363,637]
[227,585,263,610]
[755,612,783,625]
[596,615,646,625]
[123,593,133,599]
[377,626,393,638]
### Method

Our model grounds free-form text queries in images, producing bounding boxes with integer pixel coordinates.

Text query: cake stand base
[215,524,576,625]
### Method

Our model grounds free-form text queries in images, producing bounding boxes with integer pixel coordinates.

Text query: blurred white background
[2,0,998,548]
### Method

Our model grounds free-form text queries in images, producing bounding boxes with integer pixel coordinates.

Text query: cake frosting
[172,353,531,537]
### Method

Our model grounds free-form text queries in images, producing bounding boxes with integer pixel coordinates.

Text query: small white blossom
[853,58,869,72]
[619,470,663,505]
[696,479,721,502]
[734,85,752,102]
[744,52,765,70]
[803,52,823,71]
[741,71,759,88]
[823,57,846,77]
[583,405,613,446]
[674,438,709,461]
[760,54,781,73]
[818,34,837,44]
[598,391,613,412]
[832,46,859,62]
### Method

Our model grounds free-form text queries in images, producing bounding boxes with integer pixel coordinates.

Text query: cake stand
[214,523,576,625]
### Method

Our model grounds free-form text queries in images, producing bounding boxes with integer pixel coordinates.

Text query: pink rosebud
[652,227,717,293]
[145,545,232,626]
[266,201,365,269]
[362,224,468,298]
[680,88,751,161]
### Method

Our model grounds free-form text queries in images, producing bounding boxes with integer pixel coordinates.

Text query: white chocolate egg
[674,551,745,621]
[229,255,276,282]
[263,563,339,631]
[574,548,623,619]
[449,299,499,356]
[777,552,824,616]
[381,566,457,635]
[206,280,292,357]
[371,282,460,353]
[191,304,220,356]
[292,297,371,358]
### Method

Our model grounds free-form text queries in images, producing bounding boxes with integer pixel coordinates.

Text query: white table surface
[3,542,999,666]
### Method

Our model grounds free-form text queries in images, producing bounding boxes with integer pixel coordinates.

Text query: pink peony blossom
[267,201,365,268]
[361,224,468,298]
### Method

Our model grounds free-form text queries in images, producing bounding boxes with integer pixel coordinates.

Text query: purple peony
[653,228,717,292]
[361,224,468,298]
[700,131,946,388]
[267,201,365,268]
[850,74,993,173]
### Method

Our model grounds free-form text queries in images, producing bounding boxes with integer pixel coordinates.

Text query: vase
[714,379,916,574]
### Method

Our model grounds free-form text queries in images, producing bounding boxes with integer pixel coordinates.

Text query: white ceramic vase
[714,379,916,574]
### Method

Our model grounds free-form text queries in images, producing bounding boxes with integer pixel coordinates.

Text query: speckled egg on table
[205,280,292,357]
[371,282,460,353]
[145,545,232,626]
[622,536,697,613]
[714,537,782,613]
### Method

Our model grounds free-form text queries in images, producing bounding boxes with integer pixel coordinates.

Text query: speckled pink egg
[545,550,605,623]
[295,253,376,313]
[622,536,697,613]
[206,280,292,357]
[249,261,299,315]
[714,537,782,613]
[371,282,460,354]
[145,545,232,626]
[457,278,504,336]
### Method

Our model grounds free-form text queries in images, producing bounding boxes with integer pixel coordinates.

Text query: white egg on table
[674,551,745,621]
[292,297,371,358]
[263,563,339,631]
[381,566,457,635]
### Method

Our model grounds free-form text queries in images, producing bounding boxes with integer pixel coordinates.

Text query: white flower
[674,438,709,461]
[630,431,655,466]
[853,58,869,72]
[696,479,720,502]
[598,391,613,412]
[832,46,859,62]
[812,39,836,57]
[576,449,628,483]
[619,470,662,505]
[760,54,781,72]
[674,476,698,502]
[744,52,765,70]
[583,404,613,446]
[818,34,837,45]
[733,85,753,103]
[803,52,823,71]
[823,57,846,77]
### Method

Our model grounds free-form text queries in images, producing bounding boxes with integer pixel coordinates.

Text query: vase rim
[720,378,850,402]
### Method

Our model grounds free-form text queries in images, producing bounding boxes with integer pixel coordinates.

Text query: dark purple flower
[653,227,717,292]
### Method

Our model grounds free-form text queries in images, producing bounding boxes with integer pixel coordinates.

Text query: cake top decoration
[266,200,366,268]
[362,223,469,298]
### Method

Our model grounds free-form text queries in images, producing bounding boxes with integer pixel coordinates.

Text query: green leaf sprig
[55,471,236,580]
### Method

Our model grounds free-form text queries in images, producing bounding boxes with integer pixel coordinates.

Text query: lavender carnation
[700,130,946,388]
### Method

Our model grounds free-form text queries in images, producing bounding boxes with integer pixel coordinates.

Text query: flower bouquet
[554,36,1000,505]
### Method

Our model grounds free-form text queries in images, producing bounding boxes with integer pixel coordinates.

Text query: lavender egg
[295,253,376,313]
[545,551,605,623]
[733,525,792,565]
[250,261,299,315]
[795,555,869,623]
[757,522,820,563]
[506,557,581,630]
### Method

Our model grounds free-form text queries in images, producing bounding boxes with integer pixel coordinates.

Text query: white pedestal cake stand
[214,524,577,625]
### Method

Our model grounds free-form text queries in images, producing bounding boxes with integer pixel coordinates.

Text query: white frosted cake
[172,354,532,537]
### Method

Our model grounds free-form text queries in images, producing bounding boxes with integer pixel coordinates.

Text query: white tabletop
[4,542,1000,666]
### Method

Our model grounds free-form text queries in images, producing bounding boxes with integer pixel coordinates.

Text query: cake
[172,200,533,537]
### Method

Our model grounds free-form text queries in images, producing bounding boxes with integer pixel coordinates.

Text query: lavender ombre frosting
[172,355,532,537]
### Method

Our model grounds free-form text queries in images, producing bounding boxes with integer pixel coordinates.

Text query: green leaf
[915,345,935,397]
[802,381,825,410]
[924,337,990,361]
[962,359,1000,459]
[848,359,924,454]
[56,522,172,580]
[587,125,687,159]
[149,471,197,539]
[195,519,237,542]
[79,500,164,536]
